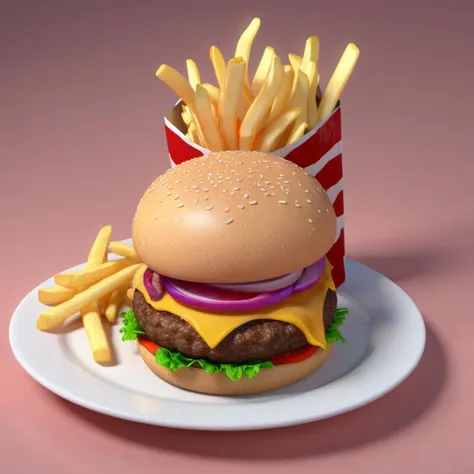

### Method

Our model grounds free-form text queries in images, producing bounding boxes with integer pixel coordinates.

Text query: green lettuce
[119,307,348,381]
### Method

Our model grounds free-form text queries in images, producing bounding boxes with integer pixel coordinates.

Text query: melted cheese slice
[133,260,335,350]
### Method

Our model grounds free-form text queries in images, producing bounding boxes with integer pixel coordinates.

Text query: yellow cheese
[134,260,335,350]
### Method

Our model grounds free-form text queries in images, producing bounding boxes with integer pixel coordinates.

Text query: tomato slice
[269,345,318,365]
[138,337,159,354]
[138,337,318,366]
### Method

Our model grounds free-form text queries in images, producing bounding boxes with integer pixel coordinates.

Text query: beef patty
[133,289,337,363]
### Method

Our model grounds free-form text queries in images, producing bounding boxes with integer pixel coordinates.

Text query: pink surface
[2,1,474,473]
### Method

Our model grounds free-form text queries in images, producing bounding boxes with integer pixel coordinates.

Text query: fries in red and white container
[156,18,359,288]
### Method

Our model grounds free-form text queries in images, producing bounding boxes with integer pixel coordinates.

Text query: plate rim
[9,248,426,431]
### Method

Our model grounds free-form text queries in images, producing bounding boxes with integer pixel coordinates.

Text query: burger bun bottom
[138,341,334,396]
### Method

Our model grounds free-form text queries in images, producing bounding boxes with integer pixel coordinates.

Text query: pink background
[2,1,474,473]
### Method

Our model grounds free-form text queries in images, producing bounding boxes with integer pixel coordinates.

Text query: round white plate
[9,243,426,431]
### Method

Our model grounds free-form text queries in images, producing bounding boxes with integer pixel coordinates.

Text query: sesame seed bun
[132,151,336,283]
[138,340,334,396]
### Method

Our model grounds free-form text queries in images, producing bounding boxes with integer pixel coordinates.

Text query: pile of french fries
[156,17,359,153]
[37,226,141,363]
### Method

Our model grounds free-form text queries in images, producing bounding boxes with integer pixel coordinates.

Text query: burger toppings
[142,256,327,311]
[143,268,163,301]
[120,307,348,381]
[209,268,304,293]
[130,259,336,351]
[162,276,294,312]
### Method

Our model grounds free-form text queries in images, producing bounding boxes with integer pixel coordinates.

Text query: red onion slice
[143,268,164,301]
[293,258,326,293]
[162,277,294,312]
[210,269,304,293]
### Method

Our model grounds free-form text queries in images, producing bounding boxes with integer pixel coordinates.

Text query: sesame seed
[259,174,264,179]
[205,205,213,210]
[194,199,199,204]
[236,177,243,182]
[306,199,312,204]
[154,215,158,220]
[230,191,235,196]
[173,194,180,200]
[175,180,181,184]
[283,180,290,184]
[265,192,271,196]
[225,218,234,225]
[166,191,171,196]
[243,193,249,199]
[192,185,199,189]
[159,198,163,203]
[265,181,271,185]
[317,209,321,213]
[237,204,244,209]
[205,196,209,200]
[295,202,301,208]
[305,189,309,193]
[260,187,265,192]
[224,207,230,212]
[176,203,184,208]
[326,208,330,213]
[308,218,314,223]
[249,200,258,205]
[278,200,288,205]
[203,187,209,192]
[233,187,240,191]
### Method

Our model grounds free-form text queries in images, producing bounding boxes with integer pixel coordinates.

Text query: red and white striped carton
[164,101,345,288]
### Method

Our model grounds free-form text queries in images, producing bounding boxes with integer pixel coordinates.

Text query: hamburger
[120,150,347,395]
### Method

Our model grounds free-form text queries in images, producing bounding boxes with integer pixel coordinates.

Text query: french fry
[219,57,246,149]
[286,121,307,146]
[38,285,77,306]
[81,307,110,362]
[181,105,192,126]
[125,288,134,307]
[156,64,196,107]
[55,258,133,289]
[186,59,201,90]
[108,241,139,261]
[251,46,275,96]
[266,65,294,126]
[319,43,360,122]
[288,69,309,132]
[300,36,320,74]
[81,225,113,362]
[194,84,224,151]
[201,83,220,119]
[256,107,302,152]
[239,55,284,150]
[210,46,226,89]
[105,287,127,323]
[155,64,207,147]
[302,61,318,130]
[288,54,302,72]
[187,121,199,144]
[86,225,112,265]
[36,264,140,330]
[235,17,261,97]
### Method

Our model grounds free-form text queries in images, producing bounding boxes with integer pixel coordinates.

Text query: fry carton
[163,101,346,288]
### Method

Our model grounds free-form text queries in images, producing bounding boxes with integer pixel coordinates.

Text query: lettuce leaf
[156,346,273,381]
[326,307,348,344]
[119,306,348,381]
[119,309,146,340]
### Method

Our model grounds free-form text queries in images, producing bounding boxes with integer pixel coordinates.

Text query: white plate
[9,242,426,431]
